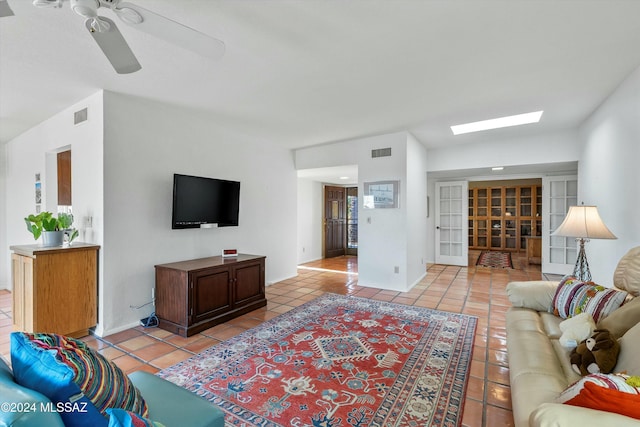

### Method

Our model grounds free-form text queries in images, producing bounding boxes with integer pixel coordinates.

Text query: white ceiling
[2,0,640,151]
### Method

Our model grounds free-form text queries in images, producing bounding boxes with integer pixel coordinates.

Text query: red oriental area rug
[476,251,514,269]
[158,293,477,427]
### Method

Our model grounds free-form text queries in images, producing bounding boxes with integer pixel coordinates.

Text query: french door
[542,175,578,275]
[435,181,468,266]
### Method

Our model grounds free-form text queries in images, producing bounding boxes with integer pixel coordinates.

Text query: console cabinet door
[191,267,233,323]
[233,261,265,307]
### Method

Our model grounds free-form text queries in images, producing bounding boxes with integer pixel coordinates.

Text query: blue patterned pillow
[10,332,148,427]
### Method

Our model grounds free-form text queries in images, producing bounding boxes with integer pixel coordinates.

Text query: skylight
[451,111,543,135]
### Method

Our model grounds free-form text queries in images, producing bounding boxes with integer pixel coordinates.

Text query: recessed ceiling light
[339,176,350,180]
[451,111,543,135]
[492,167,504,171]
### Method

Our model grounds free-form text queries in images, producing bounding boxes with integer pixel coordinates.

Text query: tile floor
[0,251,557,427]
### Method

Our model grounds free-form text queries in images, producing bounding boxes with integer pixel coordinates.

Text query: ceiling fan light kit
[32,0,62,9]
[12,0,225,74]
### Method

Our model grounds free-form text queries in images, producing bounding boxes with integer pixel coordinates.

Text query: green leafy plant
[24,211,77,242]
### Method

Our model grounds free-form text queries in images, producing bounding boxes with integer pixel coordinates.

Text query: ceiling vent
[371,147,392,158]
[74,107,88,125]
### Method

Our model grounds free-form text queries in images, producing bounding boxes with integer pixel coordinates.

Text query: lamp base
[572,238,592,282]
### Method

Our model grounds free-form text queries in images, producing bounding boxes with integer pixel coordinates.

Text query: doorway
[324,185,358,258]
[346,187,358,256]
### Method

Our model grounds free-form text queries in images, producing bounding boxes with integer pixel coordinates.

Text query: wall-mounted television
[172,174,240,229]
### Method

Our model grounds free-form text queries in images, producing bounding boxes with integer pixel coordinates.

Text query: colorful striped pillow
[10,332,148,427]
[557,373,640,419]
[551,276,628,323]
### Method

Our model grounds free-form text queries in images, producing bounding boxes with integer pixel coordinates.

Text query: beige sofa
[506,246,640,426]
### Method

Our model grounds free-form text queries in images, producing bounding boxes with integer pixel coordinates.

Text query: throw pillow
[557,372,640,419]
[614,320,640,374]
[106,409,165,427]
[551,276,628,323]
[597,296,640,338]
[10,332,148,427]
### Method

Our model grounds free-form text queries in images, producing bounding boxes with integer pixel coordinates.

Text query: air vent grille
[371,147,392,158]
[74,108,88,125]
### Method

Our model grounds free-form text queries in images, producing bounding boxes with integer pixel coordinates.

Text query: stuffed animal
[559,312,596,348]
[570,329,620,376]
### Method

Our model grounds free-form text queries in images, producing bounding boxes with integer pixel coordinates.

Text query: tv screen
[172,174,240,229]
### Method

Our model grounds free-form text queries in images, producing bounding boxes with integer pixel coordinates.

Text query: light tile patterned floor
[0,250,553,427]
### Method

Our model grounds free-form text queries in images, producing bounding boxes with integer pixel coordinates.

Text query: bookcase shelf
[468,183,542,252]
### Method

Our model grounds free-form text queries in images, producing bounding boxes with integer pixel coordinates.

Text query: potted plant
[24,211,78,247]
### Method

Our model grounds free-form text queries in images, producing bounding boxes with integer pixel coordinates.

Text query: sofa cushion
[530,402,640,427]
[598,296,640,338]
[506,308,571,427]
[106,409,165,427]
[551,276,627,323]
[10,332,148,427]
[556,373,640,419]
[506,280,559,312]
[614,321,640,375]
[128,370,225,427]
[613,246,640,297]
[0,354,67,427]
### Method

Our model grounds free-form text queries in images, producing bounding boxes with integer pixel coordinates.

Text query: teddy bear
[558,312,596,348]
[570,329,620,376]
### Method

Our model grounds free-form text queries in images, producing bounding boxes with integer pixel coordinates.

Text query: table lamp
[551,205,616,282]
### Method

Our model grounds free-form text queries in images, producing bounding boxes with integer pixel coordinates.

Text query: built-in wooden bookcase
[468,180,542,252]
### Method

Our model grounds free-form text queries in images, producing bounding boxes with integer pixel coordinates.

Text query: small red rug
[476,251,513,269]
[158,293,477,427]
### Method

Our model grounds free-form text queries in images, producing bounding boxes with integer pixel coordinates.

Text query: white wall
[297,178,323,264]
[405,134,429,285]
[4,91,105,292]
[295,139,359,170]
[101,92,298,335]
[357,133,409,290]
[427,129,581,172]
[578,65,640,284]
[0,147,7,289]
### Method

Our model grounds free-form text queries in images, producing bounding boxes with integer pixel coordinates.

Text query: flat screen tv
[172,174,240,229]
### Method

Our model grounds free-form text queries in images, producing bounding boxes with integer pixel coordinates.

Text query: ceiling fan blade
[0,0,14,17]
[115,2,225,60]
[84,16,141,74]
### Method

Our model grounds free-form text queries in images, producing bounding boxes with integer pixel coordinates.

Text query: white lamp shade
[551,205,617,239]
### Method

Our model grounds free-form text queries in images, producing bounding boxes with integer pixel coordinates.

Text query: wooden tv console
[154,254,266,337]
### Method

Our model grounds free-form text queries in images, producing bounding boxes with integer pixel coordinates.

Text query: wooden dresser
[155,254,266,337]
[10,243,100,338]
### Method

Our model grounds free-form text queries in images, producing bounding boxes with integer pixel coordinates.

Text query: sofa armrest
[0,364,66,427]
[129,371,224,427]
[530,402,640,427]
[506,281,558,312]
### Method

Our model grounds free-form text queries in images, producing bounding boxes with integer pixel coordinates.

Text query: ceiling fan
[0,0,225,74]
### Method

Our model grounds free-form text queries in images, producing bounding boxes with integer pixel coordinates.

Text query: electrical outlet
[394,266,400,274]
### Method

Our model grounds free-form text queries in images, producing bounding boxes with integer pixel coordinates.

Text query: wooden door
[234,261,264,306]
[57,150,71,206]
[191,268,232,323]
[324,186,346,258]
